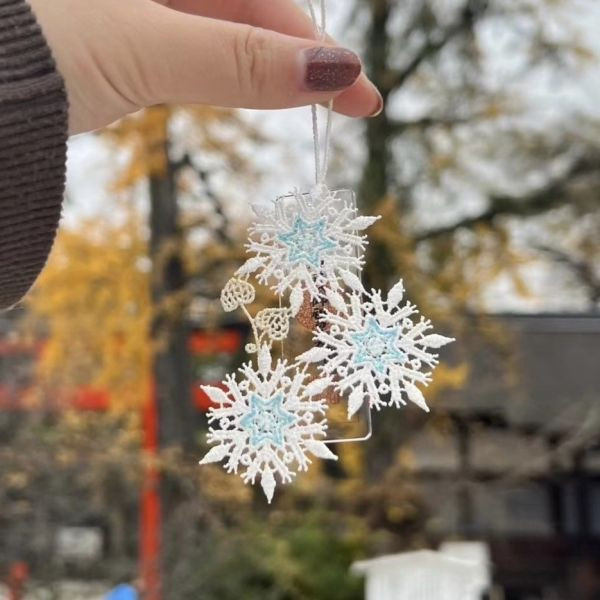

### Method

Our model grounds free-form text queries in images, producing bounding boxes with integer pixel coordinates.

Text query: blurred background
[1,0,599,598]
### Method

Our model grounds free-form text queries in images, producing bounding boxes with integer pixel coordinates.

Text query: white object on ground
[352,549,486,600]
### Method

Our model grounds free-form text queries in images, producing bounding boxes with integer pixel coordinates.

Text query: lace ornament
[298,279,455,418]
[200,345,336,503]
[239,186,379,300]
[199,0,455,501]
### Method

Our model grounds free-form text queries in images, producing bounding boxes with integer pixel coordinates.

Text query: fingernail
[370,86,384,117]
[302,47,362,92]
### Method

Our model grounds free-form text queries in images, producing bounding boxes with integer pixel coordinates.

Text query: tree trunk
[147,107,195,595]
[359,0,393,211]
[359,0,398,292]
[149,155,195,452]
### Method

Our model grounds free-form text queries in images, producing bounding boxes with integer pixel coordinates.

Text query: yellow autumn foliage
[27,212,152,411]
[104,105,261,190]
[26,105,260,413]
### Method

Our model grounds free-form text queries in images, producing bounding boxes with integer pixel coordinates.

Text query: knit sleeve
[0,0,68,310]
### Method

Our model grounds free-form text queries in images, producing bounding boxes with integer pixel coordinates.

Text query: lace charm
[200,346,336,503]
[200,182,454,501]
[297,280,454,418]
[241,187,378,299]
[199,0,454,504]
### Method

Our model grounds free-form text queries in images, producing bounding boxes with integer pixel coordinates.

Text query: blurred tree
[358,0,600,307]
[350,0,600,555]
[0,409,141,589]
[164,513,366,600]
[102,104,260,434]
[27,215,151,410]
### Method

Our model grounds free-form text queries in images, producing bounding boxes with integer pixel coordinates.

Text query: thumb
[133,4,363,111]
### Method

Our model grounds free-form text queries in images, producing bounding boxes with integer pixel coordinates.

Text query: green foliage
[164,510,365,600]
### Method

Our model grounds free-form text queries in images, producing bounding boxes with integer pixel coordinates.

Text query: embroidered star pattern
[239,393,297,448]
[277,216,336,267]
[239,187,379,299]
[351,317,406,374]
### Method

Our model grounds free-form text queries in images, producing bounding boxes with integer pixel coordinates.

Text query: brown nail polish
[303,47,362,92]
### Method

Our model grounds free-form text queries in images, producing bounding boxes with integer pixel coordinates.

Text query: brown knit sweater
[0,0,67,310]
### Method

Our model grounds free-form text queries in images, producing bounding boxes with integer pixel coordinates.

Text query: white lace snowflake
[199,345,337,502]
[236,185,379,300]
[298,278,454,418]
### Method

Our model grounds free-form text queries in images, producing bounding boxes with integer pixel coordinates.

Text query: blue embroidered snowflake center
[351,318,406,374]
[277,217,336,266]
[239,393,297,448]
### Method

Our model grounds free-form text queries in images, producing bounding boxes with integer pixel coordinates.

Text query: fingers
[132,4,367,113]
[150,0,383,118]
[156,0,321,38]
[330,83,383,118]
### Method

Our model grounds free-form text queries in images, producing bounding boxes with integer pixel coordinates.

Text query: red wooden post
[8,562,28,600]
[139,380,161,600]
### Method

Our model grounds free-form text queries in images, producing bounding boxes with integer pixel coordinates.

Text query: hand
[27,0,383,135]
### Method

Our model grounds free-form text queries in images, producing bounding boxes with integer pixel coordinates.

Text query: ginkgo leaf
[405,382,430,412]
[220,278,255,312]
[201,385,230,405]
[304,440,338,461]
[255,308,290,341]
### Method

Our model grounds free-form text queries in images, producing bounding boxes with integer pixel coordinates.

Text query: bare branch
[416,159,597,241]
[388,114,473,132]
[535,245,600,305]
[386,0,489,92]
[173,153,230,244]
[171,153,194,173]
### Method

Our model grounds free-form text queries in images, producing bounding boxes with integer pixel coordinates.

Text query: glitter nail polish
[303,47,362,92]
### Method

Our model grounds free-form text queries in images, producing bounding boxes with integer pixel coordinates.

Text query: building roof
[442,313,600,434]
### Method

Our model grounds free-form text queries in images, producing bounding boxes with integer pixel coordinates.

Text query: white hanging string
[307,0,372,445]
[307,0,334,186]
[306,0,323,35]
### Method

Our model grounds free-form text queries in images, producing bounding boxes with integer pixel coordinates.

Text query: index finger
[153,0,382,118]
[156,0,321,36]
